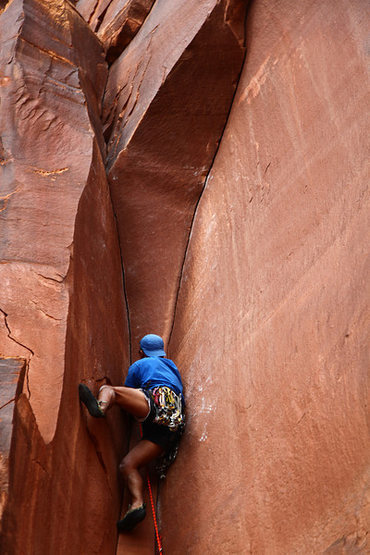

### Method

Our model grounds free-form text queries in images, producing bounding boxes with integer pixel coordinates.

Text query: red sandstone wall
[0,1,129,553]
[102,0,247,355]
[1,0,369,553]
[165,0,369,553]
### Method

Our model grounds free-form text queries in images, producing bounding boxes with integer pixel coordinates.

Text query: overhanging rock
[103,0,247,353]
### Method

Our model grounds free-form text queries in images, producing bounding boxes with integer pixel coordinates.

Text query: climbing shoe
[117,504,146,532]
[78,384,105,418]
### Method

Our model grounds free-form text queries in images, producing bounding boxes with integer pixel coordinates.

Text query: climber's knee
[98,384,116,405]
[119,456,134,478]
[99,384,112,393]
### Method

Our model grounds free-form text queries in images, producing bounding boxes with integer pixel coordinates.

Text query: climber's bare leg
[119,440,164,509]
[98,385,149,419]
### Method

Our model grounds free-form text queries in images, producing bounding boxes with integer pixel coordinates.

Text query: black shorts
[141,388,185,451]
[141,419,180,450]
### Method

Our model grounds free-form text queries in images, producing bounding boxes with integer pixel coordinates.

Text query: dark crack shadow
[0,309,33,398]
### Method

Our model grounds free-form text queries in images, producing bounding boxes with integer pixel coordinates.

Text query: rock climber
[78,333,185,532]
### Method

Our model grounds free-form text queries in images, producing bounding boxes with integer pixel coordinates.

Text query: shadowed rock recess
[0,0,368,554]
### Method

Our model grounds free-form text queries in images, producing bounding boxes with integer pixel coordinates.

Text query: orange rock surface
[75,0,155,64]
[103,0,247,354]
[0,0,128,552]
[0,0,369,554]
[165,1,370,552]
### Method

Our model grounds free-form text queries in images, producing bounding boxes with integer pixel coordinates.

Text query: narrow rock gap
[105,0,157,67]
[102,133,133,365]
[99,6,251,552]
[108,196,133,364]
[94,3,110,34]
[87,0,100,26]
[167,7,250,350]
[100,54,133,364]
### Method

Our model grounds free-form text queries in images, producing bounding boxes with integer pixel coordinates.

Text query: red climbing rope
[146,472,163,553]
[139,424,163,553]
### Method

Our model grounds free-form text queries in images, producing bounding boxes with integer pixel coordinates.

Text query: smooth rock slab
[164,0,370,552]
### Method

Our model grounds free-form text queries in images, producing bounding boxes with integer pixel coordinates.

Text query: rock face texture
[163,0,370,553]
[0,0,369,554]
[75,0,156,64]
[0,0,129,553]
[103,0,247,354]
